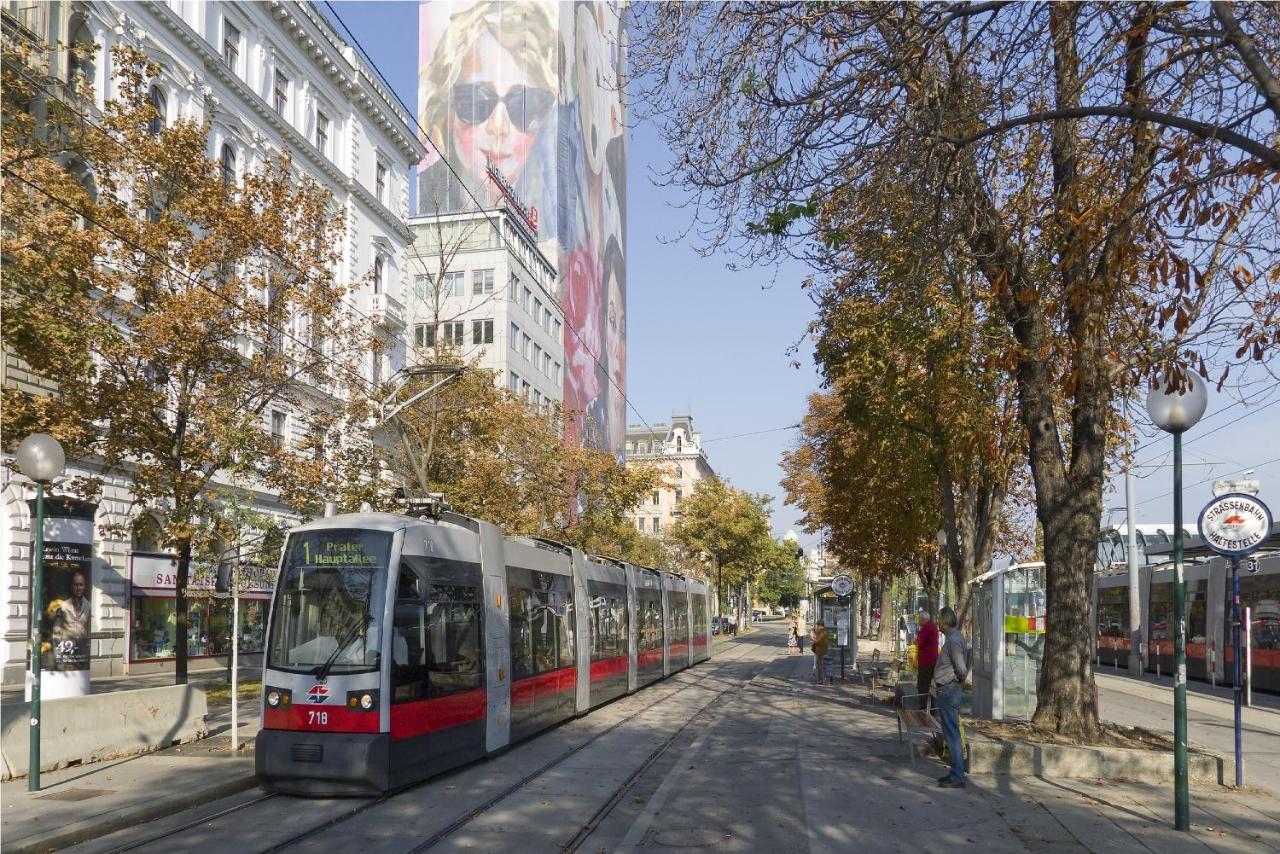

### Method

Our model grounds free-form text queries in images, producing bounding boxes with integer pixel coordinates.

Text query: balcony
[369,292,405,331]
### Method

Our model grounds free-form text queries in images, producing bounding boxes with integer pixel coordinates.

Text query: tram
[255,510,711,795]
[1093,551,1280,692]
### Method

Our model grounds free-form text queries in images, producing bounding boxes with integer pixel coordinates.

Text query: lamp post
[1145,372,1208,832]
[15,433,67,792]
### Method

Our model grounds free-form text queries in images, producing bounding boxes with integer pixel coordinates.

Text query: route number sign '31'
[1197,493,1273,558]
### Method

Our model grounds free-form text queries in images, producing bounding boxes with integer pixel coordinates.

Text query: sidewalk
[679,628,1279,853]
[0,663,261,706]
[1,700,261,854]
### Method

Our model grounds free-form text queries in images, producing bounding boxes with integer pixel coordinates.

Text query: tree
[3,45,371,683]
[635,1,1280,737]
[669,479,772,616]
[755,538,806,609]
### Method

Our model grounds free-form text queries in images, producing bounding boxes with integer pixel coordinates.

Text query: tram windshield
[267,529,391,675]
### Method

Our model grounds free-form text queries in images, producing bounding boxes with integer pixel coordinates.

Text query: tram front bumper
[255,728,390,796]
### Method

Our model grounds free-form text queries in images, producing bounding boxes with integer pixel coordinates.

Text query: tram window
[558,598,574,668]
[532,592,558,672]
[1188,580,1208,644]
[391,562,428,703]
[424,585,481,696]
[509,588,534,680]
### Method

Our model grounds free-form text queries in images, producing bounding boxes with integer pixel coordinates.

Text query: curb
[965,734,1225,785]
[6,768,259,854]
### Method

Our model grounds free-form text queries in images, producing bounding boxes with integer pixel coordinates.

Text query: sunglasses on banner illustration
[451,83,554,132]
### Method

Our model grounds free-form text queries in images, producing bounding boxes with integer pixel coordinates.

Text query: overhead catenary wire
[701,424,801,443]
[1133,454,1280,510]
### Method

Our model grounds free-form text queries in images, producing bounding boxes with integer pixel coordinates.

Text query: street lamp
[1145,371,1207,832]
[15,433,66,792]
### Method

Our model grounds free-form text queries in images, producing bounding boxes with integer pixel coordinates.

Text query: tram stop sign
[1197,492,1272,558]
[831,573,854,597]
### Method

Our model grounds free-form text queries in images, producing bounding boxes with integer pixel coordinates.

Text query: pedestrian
[795,613,807,654]
[728,611,738,636]
[787,614,799,654]
[916,611,939,713]
[811,620,829,683]
[932,606,970,788]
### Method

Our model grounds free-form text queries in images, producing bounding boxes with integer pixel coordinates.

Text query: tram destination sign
[1197,492,1272,558]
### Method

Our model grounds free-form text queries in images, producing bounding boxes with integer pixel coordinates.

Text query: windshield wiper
[314,614,372,682]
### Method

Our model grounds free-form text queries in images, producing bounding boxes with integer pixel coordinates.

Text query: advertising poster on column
[28,497,97,672]
[416,1,627,457]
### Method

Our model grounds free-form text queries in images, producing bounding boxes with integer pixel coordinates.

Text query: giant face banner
[417,1,627,457]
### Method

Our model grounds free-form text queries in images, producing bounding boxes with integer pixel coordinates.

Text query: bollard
[1209,639,1217,689]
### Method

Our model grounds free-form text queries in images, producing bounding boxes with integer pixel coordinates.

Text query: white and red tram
[256,511,711,795]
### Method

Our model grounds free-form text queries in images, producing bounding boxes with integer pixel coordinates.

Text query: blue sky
[324,1,1279,551]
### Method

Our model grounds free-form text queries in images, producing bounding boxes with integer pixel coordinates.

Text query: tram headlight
[347,689,378,711]
[360,693,374,710]
[267,690,281,708]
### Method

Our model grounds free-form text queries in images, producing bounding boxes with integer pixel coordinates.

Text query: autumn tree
[669,478,773,618]
[635,1,1280,737]
[3,45,371,683]
[755,538,806,609]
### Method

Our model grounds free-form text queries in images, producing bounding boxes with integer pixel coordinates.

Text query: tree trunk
[877,581,893,642]
[860,579,871,636]
[175,537,191,685]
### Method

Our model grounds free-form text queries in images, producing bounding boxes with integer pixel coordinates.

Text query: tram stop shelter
[812,583,857,678]
[970,562,1047,720]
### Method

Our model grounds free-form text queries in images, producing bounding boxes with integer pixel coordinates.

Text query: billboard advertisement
[417,1,627,456]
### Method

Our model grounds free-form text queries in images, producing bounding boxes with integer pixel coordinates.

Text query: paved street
[2,624,1271,854]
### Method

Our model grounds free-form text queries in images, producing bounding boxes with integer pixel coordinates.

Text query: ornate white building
[624,414,717,536]
[0,0,426,684]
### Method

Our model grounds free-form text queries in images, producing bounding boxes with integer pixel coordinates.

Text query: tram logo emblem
[307,684,331,704]
[1223,514,1247,526]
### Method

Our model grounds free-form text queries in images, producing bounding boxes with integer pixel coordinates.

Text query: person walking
[916,611,940,713]
[811,620,829,683]
[787,614,799,654]
[795,613,808,654]
[932,607,970,788]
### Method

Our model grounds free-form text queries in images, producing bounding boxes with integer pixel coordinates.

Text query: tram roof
[290,511,458,534]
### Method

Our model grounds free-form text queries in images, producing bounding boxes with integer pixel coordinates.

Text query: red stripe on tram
[589,655,628,681]
[389,688,487,741]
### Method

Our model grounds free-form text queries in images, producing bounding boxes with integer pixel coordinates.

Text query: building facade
[0,0,425,684]
[407,207,563,408]
[415,1,627,454]
[624,415,717,536]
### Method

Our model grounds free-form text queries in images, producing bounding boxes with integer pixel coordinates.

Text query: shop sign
[485,156,538,234]
[132,553,277,595]
[1198,493,1272,557]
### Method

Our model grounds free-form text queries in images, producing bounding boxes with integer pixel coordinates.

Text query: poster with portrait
[417,1,627,458]
[28,497,96,672]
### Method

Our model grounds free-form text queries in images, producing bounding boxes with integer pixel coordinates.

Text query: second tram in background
[255,507,711,795]
[1094,551,1280,692]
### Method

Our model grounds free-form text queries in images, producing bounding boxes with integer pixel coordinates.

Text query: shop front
[128,553,276,675]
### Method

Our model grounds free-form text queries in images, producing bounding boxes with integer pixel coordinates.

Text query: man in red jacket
[916,612,940,713]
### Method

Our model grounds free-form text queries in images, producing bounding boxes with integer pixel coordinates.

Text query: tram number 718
[307,710,329,726]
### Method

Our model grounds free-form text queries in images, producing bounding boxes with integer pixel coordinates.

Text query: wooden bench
[895,693,941,766]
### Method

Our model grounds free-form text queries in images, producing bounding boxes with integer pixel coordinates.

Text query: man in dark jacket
[916,612,939,713]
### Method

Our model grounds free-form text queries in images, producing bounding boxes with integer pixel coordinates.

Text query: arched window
[220,143,236,186]
[68,16,95,94]
[148,86,167,135]
[131,515,167,553]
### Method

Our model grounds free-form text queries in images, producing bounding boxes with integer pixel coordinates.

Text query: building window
[554,361,561,383]
[675,488,683,504]
[472,318,493,345]
[473,268,494,295]
[509,322,519,351]
[534,298,543,322]
[652,490,660,506]
[522,287,532,313]
[554,319,562,340]
[509,274,519,302]
[441,270,465,297]
[414,323,436,349]
[521,333,531,359]
[270,410,287,449]
[508,372,520,393]
[148,86,166,135]
[533,344,542,368]
[316,110,330,157]
[652,517,660,533]
[677,436,683,453]
[676,464,684,478]
[372,256,384,294]
[443,321,465,346]
[219,144,235,186]
[413,274,430,300]
[222,19,240,72]
[273,70,289,117]
[375,161,387,204]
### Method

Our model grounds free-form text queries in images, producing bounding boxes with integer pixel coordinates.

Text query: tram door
[477,520,510,753]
